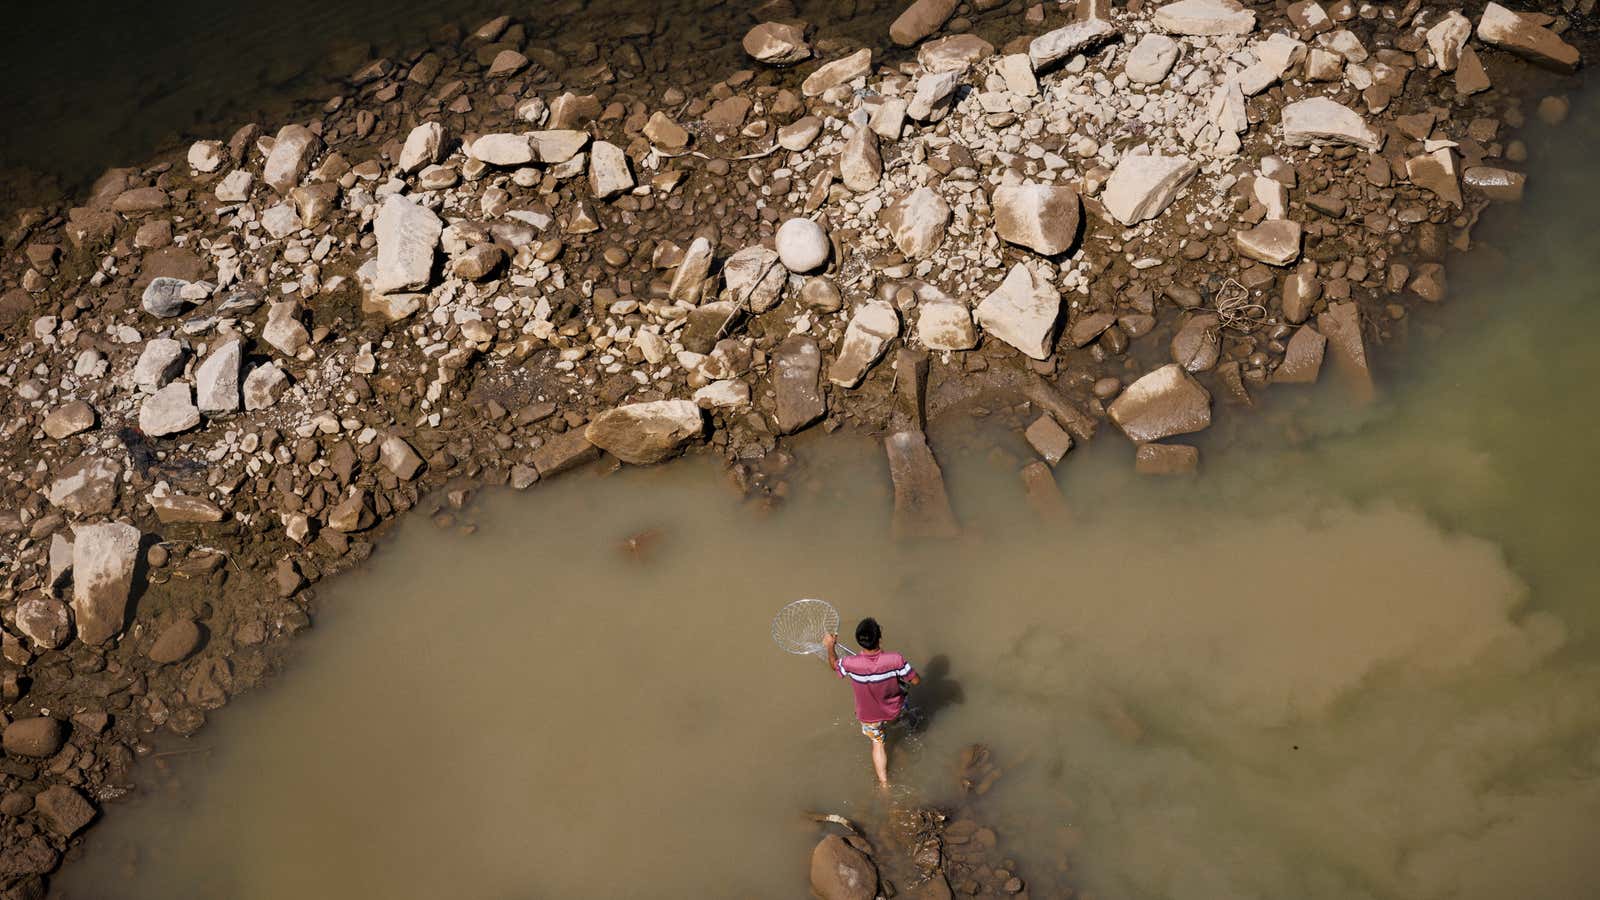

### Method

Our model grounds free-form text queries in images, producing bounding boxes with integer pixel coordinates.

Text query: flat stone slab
[1107,363,1213,442]
[1153,0,1256,35]
[1102,154,1198,225]
[71,521,141,646]
[830,300,900,388]
[772,335,828,433]
[975,263,1062,360]
[1281,97,1383,151]
[885,430,960,540]
[585,400,705,465]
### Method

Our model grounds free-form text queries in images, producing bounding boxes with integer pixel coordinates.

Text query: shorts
[859,714,902,744]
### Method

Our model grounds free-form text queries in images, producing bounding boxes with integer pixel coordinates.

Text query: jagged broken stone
[1406,148,1463,207]
[530,130,590,164]
[35,786,96,838]
[1427,10,1472,72]
[1153,0,1257,36]
[1028,18,1117,71]
[693,380,751,410]
[589,141,634,198]
[772,335,827,433]
[1025,414,1074,466]
[43,400,96,439]
[883,187,951,259]
[1125,33,1181,83]
[1235,220,1303,265]
[71,521,141,646]
[916,293,977,351]
[830,300,900,388]
[472,133,534,166]
[195,339,242,413]
[149,493,225,524]
[134,338,185,388]
[141,277,192,318]
[1463,166,1527,201]
[721,246,787,312]
[188,140,224,173]
[1238,33,1306,94]
[372,196,443,294]
[1108,364,1213,442]
[1280,97,1383,151]
[48,456,119,516]
[139,383,201,436]
[744,22,811,65]
[263,301,310,356]
[16,595,71,650]
[802,49,872,96]
[906,70,960,121]
[380,435,425,480]
[840,126,882,192]
[1273,325,1327,383]
[243,362,289,411]
[1102,154,1198,226]
[262,124,321,194]
[668,237,715,302]
[993,183,1081,255]
[399,122,445,173]
[585,400,706,465]
[975,263,1062,360]
[1476,2,1581,72]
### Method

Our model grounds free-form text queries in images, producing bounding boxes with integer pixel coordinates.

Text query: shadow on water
[906,654,965,736]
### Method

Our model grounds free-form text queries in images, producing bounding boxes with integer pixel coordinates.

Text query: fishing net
[772,598,841,659]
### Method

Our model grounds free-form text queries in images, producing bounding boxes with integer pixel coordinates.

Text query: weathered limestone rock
[486,49,529,77]
[883,187,950,259]
[48,456,119,516]
[1028,18,1118,71]
[15,596,71,650]
[1282,264,1321,324]
[1426,11,1472,72]
[263,124,321,194]
[1476,2,1581,72]
[1238,33,1306,94]
[215,169,254,202]
[134,338,185,388]
[585,400,706,465]
[259,202,301,240]
[904,72,956,124]
[399,122,445,173]
[141,276,192,318]
[1273,325,1327,383]
[530,130,590,164]
[1456,45,1492,94]
[886,430,960,540]
[1170,313,1221,372]
[263,301,310,356]
[1153,0,1256,35]
[642,112,690,151]
[993,183,1081,255]
[1126,33,1181,83]
[996,53,1039,95]
[71,522,140,646]
[1406,148,1462,207]
[1102,155,1198,226]
[891,0,958,46]
[721,247,787,312]
[811,835,879,900]
[372,196,442,294]
[1235,220,1302,265]
[1317,300,1375,403]
[1025,414,1073,466]
[976,263,1062,360]
[1107,364,1213,442]
[34,785,95,837]
[1463,166,1526,202]
[694,380,751,410]
[139,383,201,436]
[668,237,715,302]
[3,718,66,758]
[450,244,506,282]
[744,22,811,65]
[195,339,242,413]
[149,493,225,524]
[802,49,872,97]
[916,292,977,351]
[779,116,824,151]
[589,141,634,198]
[840,126,882,192]
[471,133,533,167]
[531,429,599,477]
[148,619,203,664]
[1280,97,1383,151]
[772,335,828,433]
[43,400,96,439]
[830,301,900,388]
[1136,443,1200,475]
[187,140,224,173]
[327,491,374,532]
[243,362,289,411]
[918,33,994,72]
[776,218,830,272]
[380,435,425,480]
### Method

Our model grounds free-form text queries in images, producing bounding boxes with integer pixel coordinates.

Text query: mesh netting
[772,598,840,658]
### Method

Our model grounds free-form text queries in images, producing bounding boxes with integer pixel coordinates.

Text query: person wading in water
[825,618,920,787]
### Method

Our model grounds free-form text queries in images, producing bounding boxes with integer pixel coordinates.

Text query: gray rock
[588,141,634,199]
[243,362,290,411]
[34,785,95,838]
[195,339,242,413]
[1280,97,1382,151]
[148,619,203,664]
[1126,33,1181,83]
[883,187,950,259]
[1107,364,1213,442]
[263,124,322,194]
[1102,154,1198,225]
[2,718,65,758]
[975,263,1062,360]
[776,218,830,272]
[585,400,706,465]
[372,196,443,294]
[47,456,119,515]
[15,595,71,650]
[772,335,827,434]
[830,300,900,388]
[133,338,186,388]
[1153,0,1256,35]
[399,122,446,173]
[993,183,1081,256]
[721,247,787,312]
[139,383,201,436]
[42,400,96,439]
[1028,18,1118,70]
[141,277,192,317]
[71,521,141,645]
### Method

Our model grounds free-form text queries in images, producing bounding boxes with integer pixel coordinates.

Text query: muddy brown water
[49,87,1600,898]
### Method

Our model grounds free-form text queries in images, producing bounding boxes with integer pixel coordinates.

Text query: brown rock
[1135,443,1199,475]
[1316,301,1374,403]
[149,493,226,524]
[531,428,600,477]
[886,430,960,540]
[42,401,96,439]
[1024,414,1073,466]
[148,619,203,664]
[1475,2,1581,72]
[33,785,95,837]
[811,834,878,900]
[1272,325,1326,383]
[772,335,828,434]
[2,717,65,758]
[891,0,959,47]
[1107,364,1213,442]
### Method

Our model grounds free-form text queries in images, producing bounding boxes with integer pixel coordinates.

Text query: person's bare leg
[871,739,890,786]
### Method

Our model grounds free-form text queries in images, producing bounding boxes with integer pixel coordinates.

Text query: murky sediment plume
[3,0,1600,897]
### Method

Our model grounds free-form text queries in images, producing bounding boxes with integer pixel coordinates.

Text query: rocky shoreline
[0,1,1592,896]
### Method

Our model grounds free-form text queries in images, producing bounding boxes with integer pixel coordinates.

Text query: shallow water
[52,52,1600,900]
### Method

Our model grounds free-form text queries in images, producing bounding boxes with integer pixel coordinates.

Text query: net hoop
[771,598,841,658]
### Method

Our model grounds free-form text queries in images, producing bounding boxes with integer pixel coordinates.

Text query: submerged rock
[1107,364,1213,442]
[585,400,706,465]
[811,834,878,900]
[1476,2,1581,72]
[886,430,960,540]
[744,22,811,65]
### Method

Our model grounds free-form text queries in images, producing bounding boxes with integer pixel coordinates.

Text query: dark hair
[855,618,882,651]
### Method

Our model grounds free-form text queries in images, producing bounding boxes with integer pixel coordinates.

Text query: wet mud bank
[1,0,1597,896]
